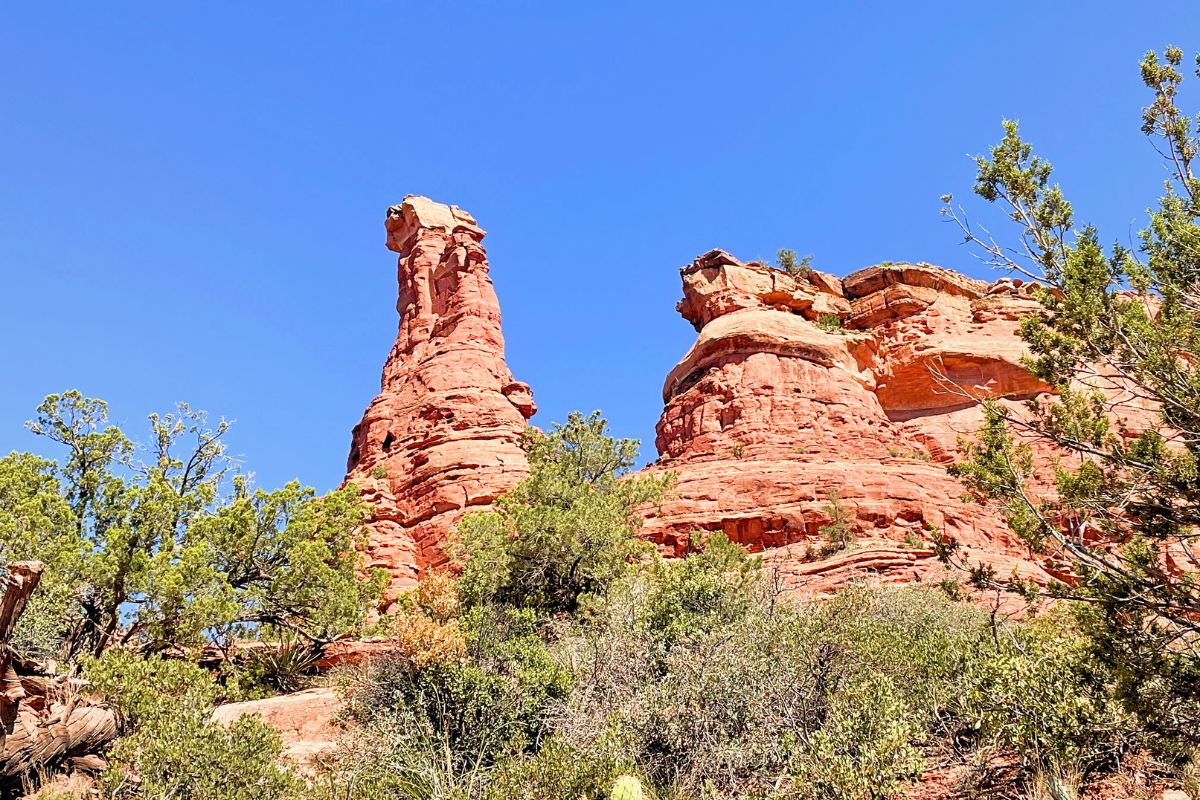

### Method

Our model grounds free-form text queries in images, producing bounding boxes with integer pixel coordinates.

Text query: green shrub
[482,737,629,800]
[789,671,923,800]
[810,586,989,728]
[552,582,944,798]
[818,489,854,555]
[323,570,1158,800]
[957,613,1140,773]
[642,533,760,647]
[85,649,301,800]
[331,606,573,795]
[815,313,843,332]
[776,249,814,277]
[237,636,324,695]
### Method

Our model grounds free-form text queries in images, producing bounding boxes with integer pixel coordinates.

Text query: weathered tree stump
[0,562,122,790]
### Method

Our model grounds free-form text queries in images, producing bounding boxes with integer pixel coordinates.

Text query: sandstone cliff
[345,196,535,606]
[644,251,1055,594]
[343,201,1114,601]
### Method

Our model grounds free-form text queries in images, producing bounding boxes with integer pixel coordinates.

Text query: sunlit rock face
[643,254,1057,595]
[342,202,1151,605]
[345,196,535,607]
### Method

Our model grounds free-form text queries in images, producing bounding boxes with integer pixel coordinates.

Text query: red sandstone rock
[643,257,1069,594]
[340,201,1146,603]
[212,687,342,766]
[345,196,535,607]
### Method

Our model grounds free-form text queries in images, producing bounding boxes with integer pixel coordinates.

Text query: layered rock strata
[345,196,535,605]
[644,251,1055,594]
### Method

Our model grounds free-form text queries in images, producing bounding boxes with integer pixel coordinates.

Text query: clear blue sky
[2,3,1196,492]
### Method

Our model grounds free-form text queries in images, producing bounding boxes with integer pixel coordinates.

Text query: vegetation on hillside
[3,391,382,663]
[6,43,1200,800]
[0,391,384,797]
[11,398,1193,799]
[775,248,813,278]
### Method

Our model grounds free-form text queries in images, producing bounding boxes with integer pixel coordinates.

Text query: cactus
[610,775,644,800]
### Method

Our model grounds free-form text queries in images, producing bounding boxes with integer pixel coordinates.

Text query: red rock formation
[212,688,342,766]
[644,253,1056,595]
[345,196,535,606]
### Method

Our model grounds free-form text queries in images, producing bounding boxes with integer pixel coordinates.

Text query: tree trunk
[0,703,120,780]
[0,562,123,789]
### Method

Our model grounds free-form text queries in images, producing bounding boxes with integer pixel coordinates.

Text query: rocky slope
[344,196,535,606]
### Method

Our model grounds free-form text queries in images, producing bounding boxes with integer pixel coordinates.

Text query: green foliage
[642,533,760,647]
[609,775,644,800]
[454,411,672,613]
[322,524,1157,800]
[0,453,85,657]
[481,737,628,800]
[958,615,1137,772]
[0,392,382,660]
[329,606,573,798]
[943,46,1200,745]
[85,649,301,800]
[815,313,843,332]
[811,587,990,726]
[789,671,922,800]
[818,489,854,555]
[776,248,814,277]
[551,579,974,799]
[238,636,324,694]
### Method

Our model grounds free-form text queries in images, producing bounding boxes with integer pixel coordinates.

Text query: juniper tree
[941,47,1200,741]
[454,411,672,613]
[0,391,382,659]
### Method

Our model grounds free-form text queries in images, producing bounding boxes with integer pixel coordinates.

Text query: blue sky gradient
[3,2,1198,491]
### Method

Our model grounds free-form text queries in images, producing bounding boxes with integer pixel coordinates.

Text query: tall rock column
[346,196,536,606]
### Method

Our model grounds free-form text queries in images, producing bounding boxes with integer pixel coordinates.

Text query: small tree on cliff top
[942,47,1200,741]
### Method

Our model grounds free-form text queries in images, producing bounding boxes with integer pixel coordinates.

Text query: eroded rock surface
[345,196,535,606]
[212,688,342,766]
[644,253,1056,593]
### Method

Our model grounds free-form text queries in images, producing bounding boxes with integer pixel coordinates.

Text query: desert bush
[776,249,813,277]
[957,613,1141,774]
[237,635,325,694]
[818,489,854,555]
[330,606,573,797]
[481,736,630,800]
[325,560,1156,800]
[788,670,922,800]
[641,533,761,648]
[85,648,301,800]
[390,608,468,669]
[815,313,842,332]
[803,587,988,733]
[547,552,950,798]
